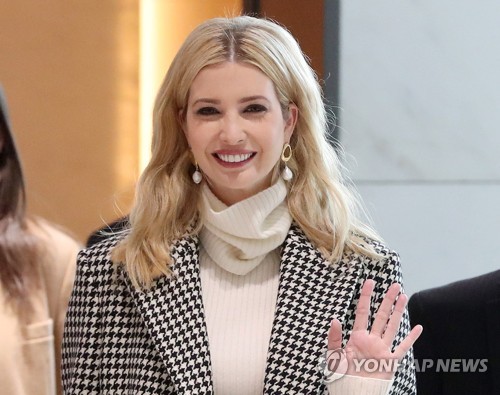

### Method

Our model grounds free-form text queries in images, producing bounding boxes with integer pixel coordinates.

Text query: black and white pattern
[62,225,416,394]
[263,227,415,394]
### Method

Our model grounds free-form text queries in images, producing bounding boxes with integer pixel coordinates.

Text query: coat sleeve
[34,221,81,395]
[62,247,105,394]
[364,249,417,395]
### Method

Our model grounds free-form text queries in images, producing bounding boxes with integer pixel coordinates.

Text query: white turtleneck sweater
[199,180,392,395]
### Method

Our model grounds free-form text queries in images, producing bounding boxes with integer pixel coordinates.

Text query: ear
[284,103,298,142]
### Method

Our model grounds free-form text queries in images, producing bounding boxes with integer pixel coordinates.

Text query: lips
[215,153,253,163]
[212,151,256,166]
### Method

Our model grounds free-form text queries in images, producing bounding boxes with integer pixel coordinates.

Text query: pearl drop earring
[281,143,293,181]
[192,163,202,184]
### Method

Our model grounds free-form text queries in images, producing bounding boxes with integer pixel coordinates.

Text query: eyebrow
[191,95,270,106]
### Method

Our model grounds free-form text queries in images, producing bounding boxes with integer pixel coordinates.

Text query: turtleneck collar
[200,179,292,275]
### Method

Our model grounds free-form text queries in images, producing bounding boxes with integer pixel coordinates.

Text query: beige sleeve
[54,247,79,395]
[327,374,393,395]
[36,222,81,395]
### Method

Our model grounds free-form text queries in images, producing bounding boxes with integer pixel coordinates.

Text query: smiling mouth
[214,153,256,163]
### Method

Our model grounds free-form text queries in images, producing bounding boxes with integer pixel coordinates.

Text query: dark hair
[0,88,40,309]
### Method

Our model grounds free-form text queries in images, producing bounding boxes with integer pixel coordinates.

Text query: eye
[244,104,267,113]
[196,107,219,116]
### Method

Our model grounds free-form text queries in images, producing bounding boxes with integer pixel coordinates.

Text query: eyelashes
[196,107,219,116]
[195,104,268,116]
[244,104,267,113]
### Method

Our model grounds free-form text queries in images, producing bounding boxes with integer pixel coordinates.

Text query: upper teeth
[217,153,252,163]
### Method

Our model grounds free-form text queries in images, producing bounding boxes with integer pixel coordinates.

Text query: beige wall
[0,0,241,242]
[260,0,324,77]
[0,1,140,242]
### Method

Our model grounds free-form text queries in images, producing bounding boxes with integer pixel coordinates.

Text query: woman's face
[183,61,297,205]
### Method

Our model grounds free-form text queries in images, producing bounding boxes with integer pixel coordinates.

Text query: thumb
[328,318,343,350]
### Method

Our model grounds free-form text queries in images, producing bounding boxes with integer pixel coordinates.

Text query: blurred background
[1,0,498,295]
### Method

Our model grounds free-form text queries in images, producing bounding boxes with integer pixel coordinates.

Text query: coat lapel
[263,225,363,393]
[128,235,214,393]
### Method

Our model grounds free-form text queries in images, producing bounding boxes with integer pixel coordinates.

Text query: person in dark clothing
[408,270,500,394]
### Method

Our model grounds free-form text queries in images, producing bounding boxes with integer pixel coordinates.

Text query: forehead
[188,62,277,102]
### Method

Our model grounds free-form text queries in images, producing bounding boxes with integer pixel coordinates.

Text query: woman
[62,16,421,394]
[0,89,80,395]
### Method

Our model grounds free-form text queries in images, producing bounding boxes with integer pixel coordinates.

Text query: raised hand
[327,279,423,380]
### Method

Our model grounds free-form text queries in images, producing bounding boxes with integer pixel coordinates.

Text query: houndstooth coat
[62,225,416,394]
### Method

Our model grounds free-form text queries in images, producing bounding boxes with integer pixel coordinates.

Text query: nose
[219,113,246,144]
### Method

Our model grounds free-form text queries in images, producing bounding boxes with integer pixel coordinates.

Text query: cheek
[266,125,287,153]
[185,125,212,160]
[184,121,203,148]
[184,129,196,149]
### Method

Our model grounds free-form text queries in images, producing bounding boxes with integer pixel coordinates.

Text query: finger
[382,292,408,346]
[328,318,343,350]
[371,283,401,337]
[393,325,424,360]
[352,279,375,332]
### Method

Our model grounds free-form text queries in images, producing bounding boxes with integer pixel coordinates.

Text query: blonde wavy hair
[112,16,380,289]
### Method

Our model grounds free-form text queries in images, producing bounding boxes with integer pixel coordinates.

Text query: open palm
[328,280,423,380]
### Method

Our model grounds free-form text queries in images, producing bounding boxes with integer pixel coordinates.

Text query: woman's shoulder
[29,218,81,268]
[75,231,128,278]
[79,231,125,261]
[288,223,399,268]
[361,236,398,260]
[26,219,81,313]
[338,236,405,294]
[31,218,80,244]
[342,234,401,272]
